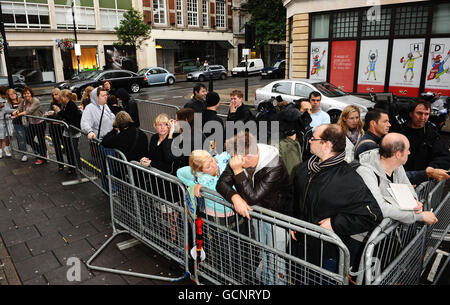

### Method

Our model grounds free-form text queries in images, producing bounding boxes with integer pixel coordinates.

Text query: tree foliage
[243,0,286,47]
[114,9,151,49]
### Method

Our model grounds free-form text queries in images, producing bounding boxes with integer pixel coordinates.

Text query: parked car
[57,69,146,98]
[137,67,176,86]
[0,75,27,97]
[231,58,264,76]
[186,65,228,82]
[254,79,375,123]
[261,60,286,79]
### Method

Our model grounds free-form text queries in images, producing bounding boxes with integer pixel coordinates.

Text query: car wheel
[130,83,140,93]
[220,73,227,80]
[198,75,205,82]
[167,77,175,85]
[328,110,342,124]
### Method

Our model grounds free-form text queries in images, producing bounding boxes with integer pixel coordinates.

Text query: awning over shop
[155,39,180,49]
[216,40,234,49]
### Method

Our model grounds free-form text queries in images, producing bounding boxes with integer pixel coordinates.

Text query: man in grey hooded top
[81,86,115,141]
[356,133,437,225]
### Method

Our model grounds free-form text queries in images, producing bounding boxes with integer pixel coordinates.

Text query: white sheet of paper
[389,183,417,210]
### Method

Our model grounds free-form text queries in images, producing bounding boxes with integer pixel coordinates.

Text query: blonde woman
[177,149,232,218]
[337,105,364,163]
[80,86,94,110]
[6,88,27,161]
[47,88,65,170]
[140,113,174,174]
[12,86,47,165]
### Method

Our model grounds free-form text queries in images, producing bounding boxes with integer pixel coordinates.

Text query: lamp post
[71,0,81,72]
[0,2,14,88]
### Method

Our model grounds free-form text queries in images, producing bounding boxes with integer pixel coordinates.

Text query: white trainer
[21,155,28,162]
[4,146,11,157]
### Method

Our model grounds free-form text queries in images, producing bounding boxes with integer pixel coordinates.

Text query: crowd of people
[1,78,449,283]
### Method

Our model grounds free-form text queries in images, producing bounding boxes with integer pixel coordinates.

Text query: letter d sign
[66,257,81,282]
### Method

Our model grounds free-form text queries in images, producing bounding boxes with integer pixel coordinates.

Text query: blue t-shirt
[310,109,331,131]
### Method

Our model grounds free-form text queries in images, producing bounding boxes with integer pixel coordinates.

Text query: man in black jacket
[216,131,290,284]
[398,101,450,183]
[202,92,224,138]
[290,124,382,272]
[227,90,255,124]
[184,83,207,113]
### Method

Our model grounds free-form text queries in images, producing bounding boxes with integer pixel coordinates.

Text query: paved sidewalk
[0,156,194,285]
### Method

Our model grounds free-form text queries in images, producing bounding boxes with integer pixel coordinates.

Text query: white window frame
[202,0,208,27]
[216,0,226,29]
[187,0,199,26]
[2,1,50,29]
[54,4,96,30]
[153,0,167,25]
[176,0,183,26]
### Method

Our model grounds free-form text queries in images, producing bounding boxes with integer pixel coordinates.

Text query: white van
[231,58,264,76]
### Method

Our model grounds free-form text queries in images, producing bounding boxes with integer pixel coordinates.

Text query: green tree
[114,9,151,50]
[243,0,286,47]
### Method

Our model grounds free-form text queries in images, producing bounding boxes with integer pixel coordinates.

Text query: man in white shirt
[309,91,330,130]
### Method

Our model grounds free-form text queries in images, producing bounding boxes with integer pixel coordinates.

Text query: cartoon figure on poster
[365,49,378,80]
[311,50,326,76]
[400,51,422,81]
[427,50,450,83]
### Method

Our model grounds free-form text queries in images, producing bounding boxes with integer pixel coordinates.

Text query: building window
[2,1,50,29]
[361,7,391,37]
[311,14,329,39]
[99,0,132,30]
[176,0,183,25]
[54,0,96,30]
[432,3,450,34]
[239,14,247,33]
[153,0,166,25]
[202,0,209,27]
[332,10,358,39]
[187,0,198,26]
[394,5,428,36]
[216,0,226,28]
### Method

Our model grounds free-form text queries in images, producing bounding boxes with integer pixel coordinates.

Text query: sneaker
[21,155,28,162]
[35,159,44,165]
[4,146,11,157]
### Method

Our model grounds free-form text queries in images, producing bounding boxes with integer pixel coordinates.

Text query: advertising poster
[357,39,389,94]
[330,40,357,92]
[309,41,328,82]
[424,38,450,96]
[103,45,138,72]
[388,38,425,97]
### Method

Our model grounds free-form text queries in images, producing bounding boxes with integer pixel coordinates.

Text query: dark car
[261,60,286,79]
[57,69,146,98]
[186,65,228,82]
[0,75,27,97]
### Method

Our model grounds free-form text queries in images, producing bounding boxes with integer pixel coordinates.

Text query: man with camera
[398,100,450,184]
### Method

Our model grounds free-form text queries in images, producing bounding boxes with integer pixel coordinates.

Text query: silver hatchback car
[186,65,228,82]
[255,79,375,123]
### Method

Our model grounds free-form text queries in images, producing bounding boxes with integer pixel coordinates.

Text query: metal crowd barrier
[86,156,190,282]
[5,114,78,171]
[69,126,127,195]
[422,181,450,283]
[355,219,426,285]
[193,188,351,285]
[135,99,180,136]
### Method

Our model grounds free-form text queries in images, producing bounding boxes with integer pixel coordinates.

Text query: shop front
[288,1,450,97]
[155,39,233,74]
[9,46,56,85]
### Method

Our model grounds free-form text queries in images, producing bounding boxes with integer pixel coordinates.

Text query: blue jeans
[253,220,287,285]
[13,124,27,154]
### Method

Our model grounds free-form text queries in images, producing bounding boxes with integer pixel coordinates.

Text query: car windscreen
[313,82,348,97]
[237,62,247,67]
[84,70,102,80]
[198,66,208,71]
[273,61,282,68]
[137,69,148,76]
